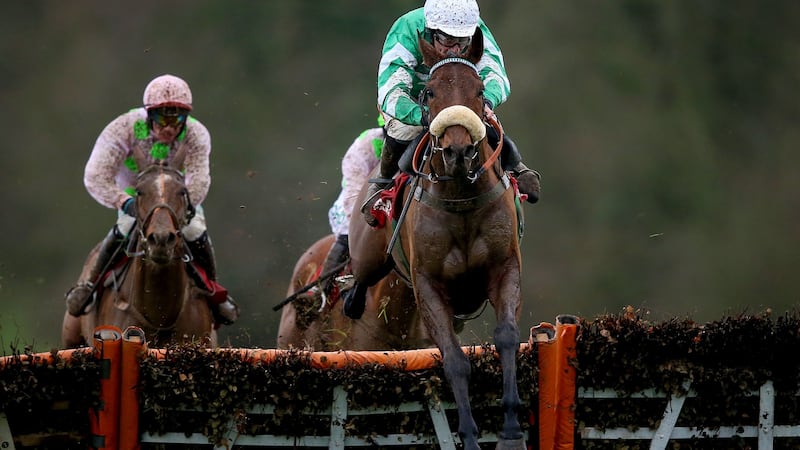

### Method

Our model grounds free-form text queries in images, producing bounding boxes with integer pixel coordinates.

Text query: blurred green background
[2,1,799,351]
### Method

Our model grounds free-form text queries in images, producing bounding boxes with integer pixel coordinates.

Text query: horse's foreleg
[491,266,525,449]
[495,319,523,440]
[415,278,480,450]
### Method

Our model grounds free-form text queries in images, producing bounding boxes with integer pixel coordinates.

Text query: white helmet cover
[143,74,193,111]
[424,0,480,38]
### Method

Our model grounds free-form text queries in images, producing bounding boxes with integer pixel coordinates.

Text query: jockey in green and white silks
[377,6,510,141]
[361,0,539,229]
[347,0,541,320]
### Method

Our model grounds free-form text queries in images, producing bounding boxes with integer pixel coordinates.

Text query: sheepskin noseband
[428,105,486,143]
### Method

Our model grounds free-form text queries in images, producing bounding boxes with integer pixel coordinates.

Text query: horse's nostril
[147,231,176,247]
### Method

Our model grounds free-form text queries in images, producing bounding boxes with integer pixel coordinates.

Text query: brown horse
[62,157,215,348]
[348,29,525,450]
[277,234,428,351]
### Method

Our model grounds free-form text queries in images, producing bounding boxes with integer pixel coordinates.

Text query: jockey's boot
[319,234,350,295]
[187,232,240,326]
[511,160,541,204]
[64,227,125,316]
[361,135,408,227]
[493,130,541,204]
[342,282,368,320]
[294,234,351,306]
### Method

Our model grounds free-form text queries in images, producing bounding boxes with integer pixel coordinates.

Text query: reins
[415,56,505,184]
[411,115,504,184]
[469,114,504,182]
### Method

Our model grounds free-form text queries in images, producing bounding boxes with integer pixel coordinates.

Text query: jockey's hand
[483,99,496,121]
[121,197,136,217]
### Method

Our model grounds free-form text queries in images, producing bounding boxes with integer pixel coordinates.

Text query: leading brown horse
[348,29,525,450]
[277,234,429,351]
[62,154,216,348]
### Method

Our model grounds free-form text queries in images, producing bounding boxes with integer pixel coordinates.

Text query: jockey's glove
[122,197,136,217]
[483,98,495,121]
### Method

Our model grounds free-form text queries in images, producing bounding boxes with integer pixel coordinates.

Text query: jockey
[362,0,541,227]
[63,74,239,329]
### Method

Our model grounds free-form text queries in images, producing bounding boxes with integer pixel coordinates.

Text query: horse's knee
[494,321,519,350]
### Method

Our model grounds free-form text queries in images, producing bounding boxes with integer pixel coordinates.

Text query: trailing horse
[62,152,216,348]
[348,28,526,450]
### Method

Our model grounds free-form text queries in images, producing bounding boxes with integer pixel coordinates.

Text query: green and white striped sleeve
[377,9,427,126]
[476,21,511,109]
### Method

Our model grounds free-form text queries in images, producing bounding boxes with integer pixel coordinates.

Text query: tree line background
[1,1,798,351]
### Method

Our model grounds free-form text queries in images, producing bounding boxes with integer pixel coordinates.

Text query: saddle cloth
[368,173,410,228]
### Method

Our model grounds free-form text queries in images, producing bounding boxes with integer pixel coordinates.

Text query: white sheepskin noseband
[428,105,486,143]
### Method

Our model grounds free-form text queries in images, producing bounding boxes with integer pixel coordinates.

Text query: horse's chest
[413,233,499,276]
[410,208,514,276]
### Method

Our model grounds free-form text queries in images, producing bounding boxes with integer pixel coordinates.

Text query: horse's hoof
[495,437,526,450]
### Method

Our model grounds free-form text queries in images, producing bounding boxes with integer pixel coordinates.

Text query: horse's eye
[426,88,434,99]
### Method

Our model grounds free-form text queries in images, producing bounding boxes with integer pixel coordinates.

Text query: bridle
[128,167,191,262]
[414,57,505,184]
[115,168,193,333]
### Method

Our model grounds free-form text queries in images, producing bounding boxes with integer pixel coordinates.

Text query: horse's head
[132,163,191,265]
[418,28,490,181]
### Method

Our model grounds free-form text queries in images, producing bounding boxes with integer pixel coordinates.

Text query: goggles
[148,107,188,128]
[433,31,471,49]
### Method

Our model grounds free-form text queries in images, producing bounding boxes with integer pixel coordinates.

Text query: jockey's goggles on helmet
[148,107,188,128]
[433,31,471,49]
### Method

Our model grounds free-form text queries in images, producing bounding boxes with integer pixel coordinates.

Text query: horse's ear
[419,32,439,68]
[170,141,187,172]
[467,27,484,65]
[131,144,150,174]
